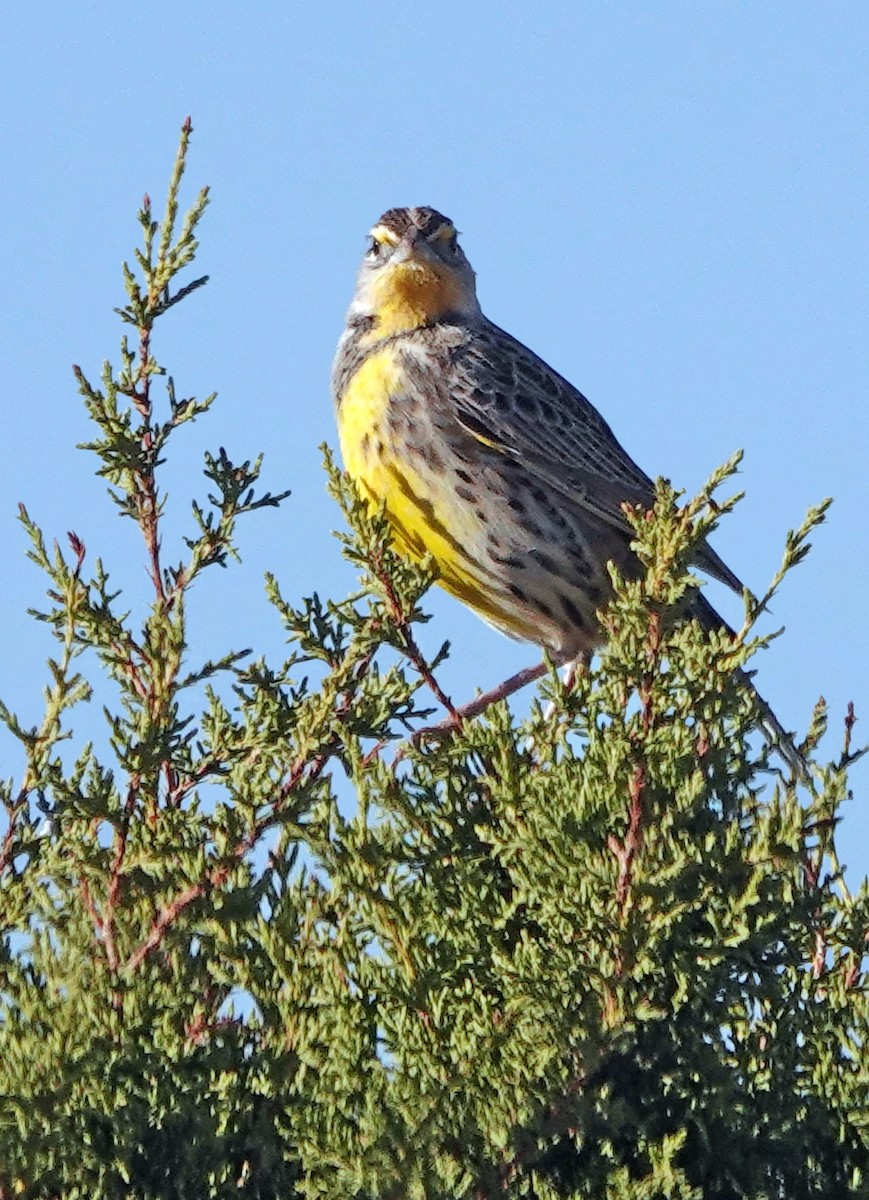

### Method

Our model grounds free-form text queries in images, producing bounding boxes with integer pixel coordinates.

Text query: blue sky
[3,4,868,875]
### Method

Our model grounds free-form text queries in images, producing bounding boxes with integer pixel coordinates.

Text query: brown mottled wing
[448,320,746,596]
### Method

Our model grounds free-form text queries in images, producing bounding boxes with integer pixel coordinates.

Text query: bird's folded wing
[450,323,746,596]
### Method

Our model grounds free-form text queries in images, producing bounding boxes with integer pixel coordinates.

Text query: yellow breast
[336,351,398,487]
[337,349,456,559]
[337,349,530,635]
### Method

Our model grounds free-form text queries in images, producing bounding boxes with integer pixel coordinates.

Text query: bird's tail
[750,680,810,780]
[688,590,808,779]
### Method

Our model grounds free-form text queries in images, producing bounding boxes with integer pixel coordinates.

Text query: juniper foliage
[1,124,867,1200]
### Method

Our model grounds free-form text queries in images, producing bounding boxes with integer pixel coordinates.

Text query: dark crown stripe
[375,207,453,238]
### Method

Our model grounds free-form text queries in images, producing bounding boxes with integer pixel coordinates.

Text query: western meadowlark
[332,206,800,767]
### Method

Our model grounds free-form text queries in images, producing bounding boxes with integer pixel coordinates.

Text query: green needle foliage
[1,123,867,1200]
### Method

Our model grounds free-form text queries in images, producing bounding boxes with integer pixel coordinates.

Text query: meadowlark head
[348,207,481,335]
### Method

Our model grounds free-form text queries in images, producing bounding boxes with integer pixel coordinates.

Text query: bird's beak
[391,231,436,266]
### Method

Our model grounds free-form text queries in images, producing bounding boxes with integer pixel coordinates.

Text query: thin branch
[404,661,549,754]
[370,547,458,718]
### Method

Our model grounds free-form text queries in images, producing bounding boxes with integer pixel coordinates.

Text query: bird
[332,205,801,769]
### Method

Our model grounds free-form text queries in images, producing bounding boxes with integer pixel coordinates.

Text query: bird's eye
[366,236,382,260]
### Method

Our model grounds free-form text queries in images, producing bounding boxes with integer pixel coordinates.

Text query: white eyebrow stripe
[369,224,400,244]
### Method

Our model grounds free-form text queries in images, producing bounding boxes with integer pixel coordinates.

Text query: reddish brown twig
[0,783,30,877]
[371,549,458,719]
[123,741,334,975]
[405,661,549,752]
[606,762,647,949]
[844,701,856,758]
[99,780,140,972]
